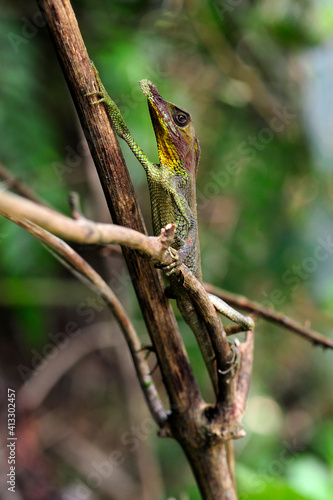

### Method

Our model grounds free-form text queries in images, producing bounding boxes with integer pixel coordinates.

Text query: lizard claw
[218,341,240,378]
[157,247,182,276]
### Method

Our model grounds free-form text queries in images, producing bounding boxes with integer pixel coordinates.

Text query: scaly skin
[86,63,254,379]
[139,79,201,280]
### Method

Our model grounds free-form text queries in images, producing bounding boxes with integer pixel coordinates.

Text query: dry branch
[205,283,333,349]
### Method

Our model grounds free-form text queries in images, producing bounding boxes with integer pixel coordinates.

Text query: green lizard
[86,64,254,382]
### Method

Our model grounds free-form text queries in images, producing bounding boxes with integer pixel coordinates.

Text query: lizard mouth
[140,80,179,136]
[139,80,181,166]
[139,80,172,121]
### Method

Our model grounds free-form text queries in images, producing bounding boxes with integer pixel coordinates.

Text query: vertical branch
[37,0,202,413]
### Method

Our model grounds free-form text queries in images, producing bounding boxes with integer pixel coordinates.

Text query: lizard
[86,63,254,386]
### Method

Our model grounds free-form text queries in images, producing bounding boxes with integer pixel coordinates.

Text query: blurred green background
[1,1,333,499]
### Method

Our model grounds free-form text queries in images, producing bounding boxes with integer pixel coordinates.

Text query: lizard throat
[147,101,183,170]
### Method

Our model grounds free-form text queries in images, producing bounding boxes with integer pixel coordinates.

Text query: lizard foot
[218,340,240,378]
[85,90,107,105]
[157,247,182,277]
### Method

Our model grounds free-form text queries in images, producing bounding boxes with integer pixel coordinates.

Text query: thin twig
[68,191,86,220]
[204,283,333,349]
[236,331,255,417]
[0,162,45,204]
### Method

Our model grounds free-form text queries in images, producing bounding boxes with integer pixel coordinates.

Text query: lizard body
[140,78,201,281]
[86,64,254,352]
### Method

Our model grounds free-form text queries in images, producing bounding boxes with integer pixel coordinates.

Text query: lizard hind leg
[208,293,254,333]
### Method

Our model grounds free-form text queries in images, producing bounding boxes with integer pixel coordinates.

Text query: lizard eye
[174,112,189,127]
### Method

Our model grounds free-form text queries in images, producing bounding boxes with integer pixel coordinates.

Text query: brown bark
[185,444,236,500]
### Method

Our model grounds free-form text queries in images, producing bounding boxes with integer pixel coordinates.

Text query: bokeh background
[1,1,333,499]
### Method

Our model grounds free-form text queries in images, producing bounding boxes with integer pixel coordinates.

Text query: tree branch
[0,162,45,204]
[204,283,333,349]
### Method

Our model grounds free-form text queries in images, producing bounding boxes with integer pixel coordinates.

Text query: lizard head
[139,79,201,177]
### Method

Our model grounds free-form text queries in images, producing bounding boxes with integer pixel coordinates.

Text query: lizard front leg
[158,192,198,276]
[86,61,160,181]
